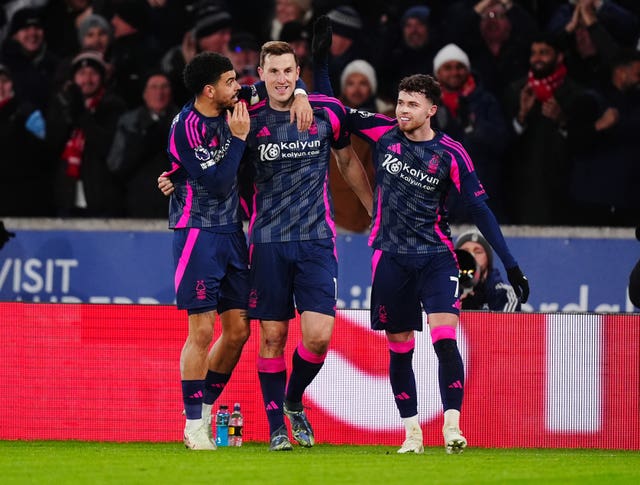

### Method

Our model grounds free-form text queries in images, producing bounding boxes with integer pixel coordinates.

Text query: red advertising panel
[1,303,638,448]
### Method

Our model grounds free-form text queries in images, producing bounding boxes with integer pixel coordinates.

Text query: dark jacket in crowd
[110,31,162,109]
[503,75,588,225]
[0,39,59,111]
[0,97,54,216]
[569,83,640,226]
[107,104,178,218]
[433,76,508,223]
[47,86,127,216]
[443,2,536,100]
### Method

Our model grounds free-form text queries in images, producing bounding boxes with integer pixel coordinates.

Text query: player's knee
[432,338,459,362]
[189,325,214,350]
[228,324,251,348]
[303,335,331,355]
[262,331,287,353]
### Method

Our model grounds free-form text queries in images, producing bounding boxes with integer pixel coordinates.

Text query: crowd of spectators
[0,0,638,227]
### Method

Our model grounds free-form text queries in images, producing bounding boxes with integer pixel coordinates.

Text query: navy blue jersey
[347,109,487,254]
[245,94,350,243]
[166,101,246,231]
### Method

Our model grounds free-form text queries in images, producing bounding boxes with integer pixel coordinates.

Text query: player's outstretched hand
[312,15,332,61]
[0,221,15,250]
[506,266,530,303]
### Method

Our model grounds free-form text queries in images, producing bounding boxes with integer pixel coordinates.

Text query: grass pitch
[1,441,639,484]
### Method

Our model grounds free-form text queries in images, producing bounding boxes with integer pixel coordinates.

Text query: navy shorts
[370,250,460,333]
[173,228,249,314]
[248,239,338,321]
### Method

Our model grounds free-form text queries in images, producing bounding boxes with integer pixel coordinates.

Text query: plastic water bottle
[215,405,230,447]
[228,403,243,447]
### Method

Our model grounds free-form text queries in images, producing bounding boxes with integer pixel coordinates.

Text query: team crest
[427,155,440,174]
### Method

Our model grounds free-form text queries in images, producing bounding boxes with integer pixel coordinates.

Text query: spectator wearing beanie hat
[52,15,114,97]
[433,43,470,74]
[0,7,59,111]
[431,42,508,225]
[77,15,113,56]
[47,48,127,217]
[326,6,367,98]
[375,4,440,101]
[193,6,233,55]
[7,7,44,38]
[70,50,108,81]
[339,59,393,115]
[109,0,161,108]
[327,58,389,234]
[455,230,521,311]
[401,5,431,50]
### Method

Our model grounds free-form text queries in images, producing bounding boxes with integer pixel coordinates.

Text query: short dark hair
[183,52,234,96]
[531,31,562,53]
[259,40,299,68]
[398,74,441,105]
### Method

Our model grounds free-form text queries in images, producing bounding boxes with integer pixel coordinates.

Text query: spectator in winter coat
[107,71,178,218]
[47,50,127,217]
[431,43,508,223]
[455,230,521,311]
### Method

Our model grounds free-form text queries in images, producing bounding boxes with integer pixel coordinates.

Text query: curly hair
[183,52,234,96]
[398,74,441,105]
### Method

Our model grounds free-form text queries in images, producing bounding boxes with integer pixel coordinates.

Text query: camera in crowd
[455,248,480,291]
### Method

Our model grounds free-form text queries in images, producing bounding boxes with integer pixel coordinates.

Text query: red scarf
[0,95,13,110]
[527,63,567,102]
[61,89,104,179]
[440,74,477,118]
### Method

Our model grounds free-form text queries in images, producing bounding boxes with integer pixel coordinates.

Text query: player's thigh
[218,230,250,314]
[293,238,338,317]
[419,251,460,316]
[248,242,295,321]
[173,228,225,312]
[370,251,422,333]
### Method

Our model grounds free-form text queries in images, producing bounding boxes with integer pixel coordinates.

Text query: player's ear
[203,83,216,99]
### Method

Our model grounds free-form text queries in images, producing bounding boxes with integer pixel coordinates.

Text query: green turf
[1,441,639,484]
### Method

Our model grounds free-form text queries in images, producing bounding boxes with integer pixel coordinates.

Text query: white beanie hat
[340,59,377,95]
[433,43,470,73]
